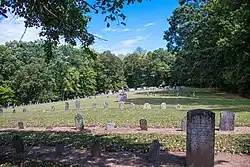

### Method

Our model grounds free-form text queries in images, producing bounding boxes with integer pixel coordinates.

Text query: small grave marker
[219,111,235,131]
[160,102,167,109]
[176,104,181,109]
[55,141,64,156]
[119,101,124,109]
[75,100,80,110]
[104,101,108,109]
[92,103,97,109]
[12,135,24,153]
[18,122,24,129]
[22,107,26,112]
[65,102,69,112]
[130,103,135,109]
[74,113,84,131]
[143,103,151,109]
[106,122,115,130]
[51,105,55,111]
[0,108,3,113]
[90,138,101,157]
[186,109,215,167]
[139,119,148,131]
[148,139,161,166]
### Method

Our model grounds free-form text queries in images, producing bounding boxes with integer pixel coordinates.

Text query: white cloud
[136,28,146,32]
[102,27,131,32]
[119,36,146,47]
[0,14,41,44]
[144,22,155,27]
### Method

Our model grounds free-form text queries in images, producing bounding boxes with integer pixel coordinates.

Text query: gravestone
[186,109,215,167]
[103,101,108,109]
[65,102,69,112]
[74,114,84,131]
[176,104,181,109]
[12,106,16,113]
[12,135,24,153]
[130,103,135,109]
[143,103,151,109]
[106,122,115,130]
[181,116,187,131]
[160,102,167,109]
[0,108,3,113]
[18,122,24,129]
[119,101,124,109]
[193,92,196,97]
[139,119,148,131]
[92,103,97,109]
[22,107,26,112]
[55,141,64,156]
[75,100,80,110]
[219,111,235,131]
[51,105,55,111]
[148,139,161,166]
[90,138,101,157]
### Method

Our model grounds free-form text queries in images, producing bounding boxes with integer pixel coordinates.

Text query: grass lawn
[0,87,249,128]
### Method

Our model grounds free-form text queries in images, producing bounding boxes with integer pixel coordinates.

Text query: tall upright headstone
[119,101,124,109]
[0,108,3,113]
[12,135,24,153]
[219,111,235,131]
[75,100,80,110]
[18,122,24,129]
[55,141,64,156]
[104,101,108,109]
[90,138,101,157]
[139,119,148,131]
[74,113,84,131]
[160,102,167,109]
[65,102,69,112]
[186,109,215,167]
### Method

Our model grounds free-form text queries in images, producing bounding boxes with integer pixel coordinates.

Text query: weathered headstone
[186,109,215,167]
[12,135,24,153]
[65,102,69,112]
[106,122,115,130]
[148,139,161,166]
[130,103,135,109]
[51,105,55,111]
[75,100,80,110]
[143,103,151,109]
[176,104,181,109]
[181,116,187,131]
[18,122,24,129]
[0,108,3,113]
[160,102,167,109]
[22,107,26,112]
[103,101,108,109]
[74,114,84,131]
[119,101,124,109]
[193,92,196,97]
[92,103,97,109]
[12,106,16,113]
[219,111,235,131]
[139,119,148,131]
[55,141,64,156]
[90,138,101,157]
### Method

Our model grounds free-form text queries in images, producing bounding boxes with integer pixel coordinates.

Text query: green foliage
[164,0,250,97]
[0,86,15,107]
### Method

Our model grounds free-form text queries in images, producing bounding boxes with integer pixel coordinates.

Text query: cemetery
[0,87,249,166]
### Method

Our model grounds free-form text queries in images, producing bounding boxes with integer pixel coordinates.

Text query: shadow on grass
[0,131,186,166]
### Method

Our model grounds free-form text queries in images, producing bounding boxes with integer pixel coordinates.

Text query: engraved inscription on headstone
[186,109,215,167]
[139,119,148,131]
[181,116,187,131]
[219,111,235,131]
[74,114,84,131]
[65,102,69,112]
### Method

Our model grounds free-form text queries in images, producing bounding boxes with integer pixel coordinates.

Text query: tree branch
[19,26,28,42]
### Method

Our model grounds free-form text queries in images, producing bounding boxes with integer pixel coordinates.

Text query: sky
[0,0,179,55]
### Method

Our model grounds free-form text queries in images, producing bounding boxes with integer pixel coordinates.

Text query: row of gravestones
[13,109,225,166]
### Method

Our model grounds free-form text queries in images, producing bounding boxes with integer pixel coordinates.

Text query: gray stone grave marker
[65,102,69,112]
[22,107,26,112]
[74,113,84,131]
[130,103,135,109]
[148,139,161,166]
[139,119,148,131]
[104,101,108,109]
[219,111,235,131]
[18,122,24,129]
[92,103,97,109]
[51,105,55,111]
[90,138,101,157]
[176,104,181,109]
[186,109,215,167]
[143,103,151,109]
[0,108,3,113]
[119,101,124,109]
[75,100,80,110]
[160,102,167,109]
[181,116,187,131]
[106,122,115,130]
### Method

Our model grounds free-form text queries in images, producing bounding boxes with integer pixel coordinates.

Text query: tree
[0,86,15,107]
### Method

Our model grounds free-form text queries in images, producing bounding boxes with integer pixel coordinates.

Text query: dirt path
[1,146,249,167]
[0,126,250,135]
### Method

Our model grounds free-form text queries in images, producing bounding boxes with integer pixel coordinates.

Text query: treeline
[164,0,250,97]
[0,41,174,105]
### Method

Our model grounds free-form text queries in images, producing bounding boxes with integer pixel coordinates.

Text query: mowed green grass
[0,87,249,128]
